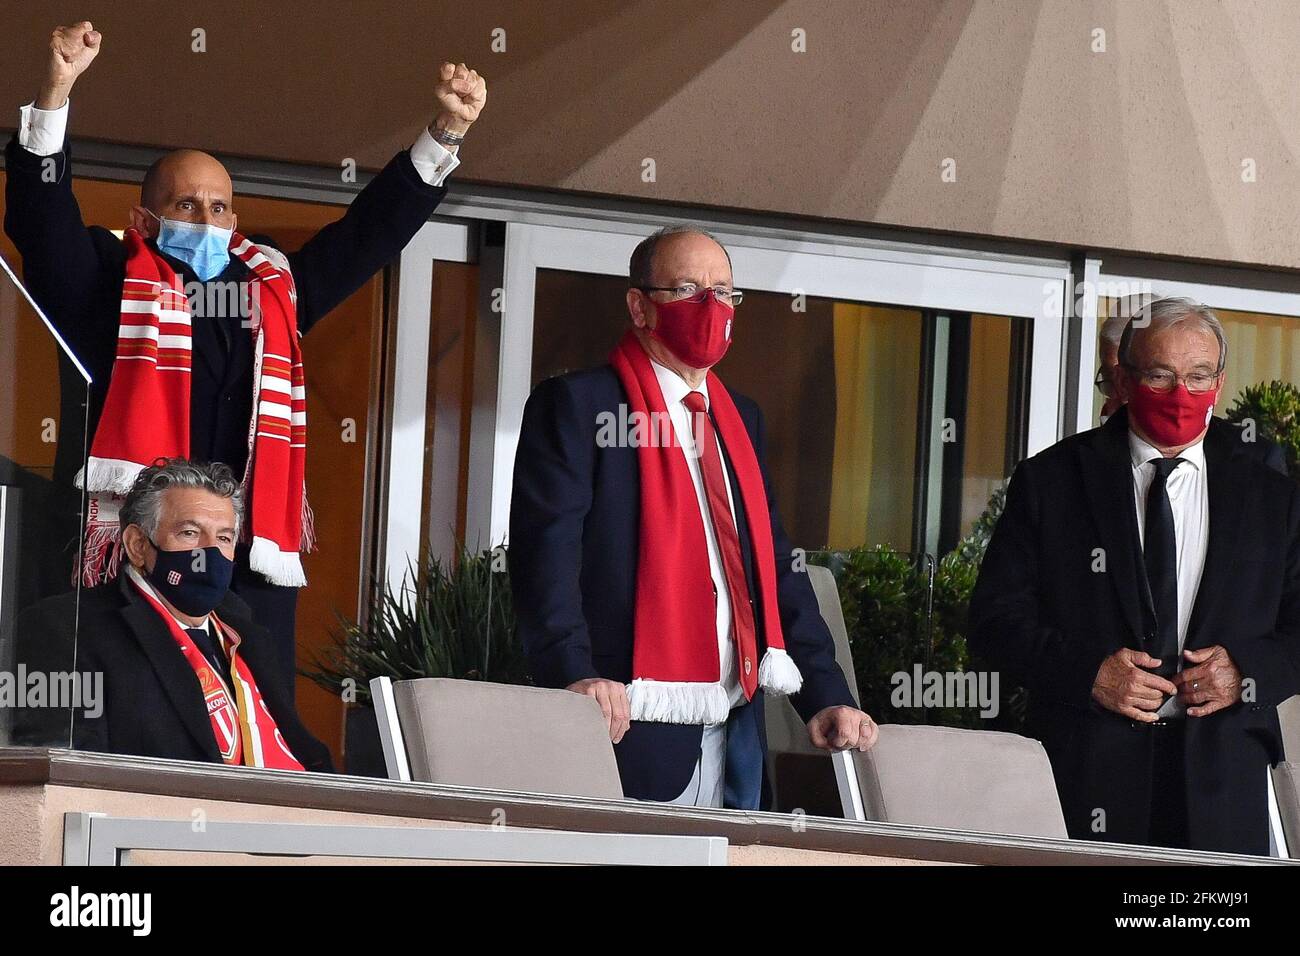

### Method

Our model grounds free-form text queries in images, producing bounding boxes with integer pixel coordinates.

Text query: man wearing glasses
[1095,312,1131,420]
[1095,302,1287,474]
[972,296,1300,853]
[509,225,874,808]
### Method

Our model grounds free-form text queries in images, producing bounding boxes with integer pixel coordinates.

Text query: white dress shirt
[1129,430,1209,716]
[18,99,461,186]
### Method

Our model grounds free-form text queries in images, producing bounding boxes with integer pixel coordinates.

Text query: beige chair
[763,564,860,814]
[835,723,1069,839]
[1278,695,1300,760]
[771,565,1068,837]
[370,676,624,800]
[1268,695,1300,857]
[1273,761,1300,857]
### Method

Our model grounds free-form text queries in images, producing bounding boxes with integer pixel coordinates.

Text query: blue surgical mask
[147,210,233,281]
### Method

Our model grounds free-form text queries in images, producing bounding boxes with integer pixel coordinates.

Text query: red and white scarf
[126,567,304,769]
[77,228,313,587]
[609,331,802,726]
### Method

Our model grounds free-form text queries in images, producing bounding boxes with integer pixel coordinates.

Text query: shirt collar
[650,357,710,411]
[1127,427,1207,472]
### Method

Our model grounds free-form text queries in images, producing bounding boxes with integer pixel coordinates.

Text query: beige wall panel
[2,1,1298,266]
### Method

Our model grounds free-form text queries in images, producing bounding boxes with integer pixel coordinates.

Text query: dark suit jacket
[13,573,333,772]
[970,409,1300,854]
[3,134,447,487]
[509,364,856,802]
[1224,421,1289,475]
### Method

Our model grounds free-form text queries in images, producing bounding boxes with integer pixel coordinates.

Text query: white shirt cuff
[409,127,460,187]
[18,99,69,156]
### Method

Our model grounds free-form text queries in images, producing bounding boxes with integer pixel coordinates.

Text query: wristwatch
[431,126,465,149]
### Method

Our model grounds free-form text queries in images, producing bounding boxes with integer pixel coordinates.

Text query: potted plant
[811,481,1027,734]
[303,546,529,776]
[1223,380,1300,480]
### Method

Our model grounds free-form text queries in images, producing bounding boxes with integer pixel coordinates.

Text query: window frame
[477,220,1071,549]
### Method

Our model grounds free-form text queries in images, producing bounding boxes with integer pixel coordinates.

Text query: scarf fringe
[249,536,307,587]
[300,490,317,552]
[77,457,145,495]
[75,523,123,588]
[758,646,804,696]
[627,679,731,726]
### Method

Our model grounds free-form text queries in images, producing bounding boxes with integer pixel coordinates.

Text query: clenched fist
[38,22,101,110]
[431,61,487,137]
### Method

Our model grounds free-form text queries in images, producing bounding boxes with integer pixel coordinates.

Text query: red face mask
[647,294,733,368]
[1127,383,1218,447]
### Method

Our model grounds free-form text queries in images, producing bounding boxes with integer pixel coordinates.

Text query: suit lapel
[1079,410,1148,645]
[1184,422,1246,650]
[115,573,222,761]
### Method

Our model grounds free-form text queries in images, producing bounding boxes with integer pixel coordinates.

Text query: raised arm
[287,62,487,333]
[4,23,111,350]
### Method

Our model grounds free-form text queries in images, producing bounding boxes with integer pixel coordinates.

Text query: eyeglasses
[1127,367,1221,394]
[637,283,744,308]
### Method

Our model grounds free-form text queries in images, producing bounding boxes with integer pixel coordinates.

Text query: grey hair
[1099,312,1129,348]
[1099,292,1155,346]
[119,458,244,538]
[628,225,733,288]
[1118,296,1227,373]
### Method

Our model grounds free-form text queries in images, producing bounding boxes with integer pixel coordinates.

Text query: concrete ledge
[0,749,1290,866]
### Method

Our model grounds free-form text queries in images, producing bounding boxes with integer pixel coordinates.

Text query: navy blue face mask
[145,541,235,617]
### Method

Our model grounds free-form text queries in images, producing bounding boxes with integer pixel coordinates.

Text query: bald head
[629,226,732,290]
[132,148,236,237]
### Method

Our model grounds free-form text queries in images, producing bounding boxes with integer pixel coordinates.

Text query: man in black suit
[14,459,331,771]
[509,226,875,808]
[3,22,486,697]
[971,296,1300,854]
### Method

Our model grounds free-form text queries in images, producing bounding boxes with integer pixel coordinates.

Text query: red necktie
[683,390,759,699]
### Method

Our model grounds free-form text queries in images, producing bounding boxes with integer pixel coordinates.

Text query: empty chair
[370,676,624,800]
[833,723,1069,839]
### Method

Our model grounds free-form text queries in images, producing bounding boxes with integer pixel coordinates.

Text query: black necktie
[1143,457,1185,676]
[185,626,227,680]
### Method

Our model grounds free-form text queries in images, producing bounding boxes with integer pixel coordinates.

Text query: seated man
[14,458,331,771]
